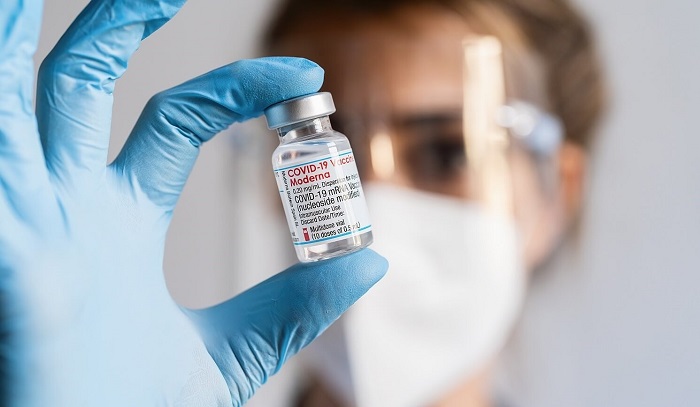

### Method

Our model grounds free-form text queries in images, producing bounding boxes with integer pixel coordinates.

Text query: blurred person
[259,0,605,406]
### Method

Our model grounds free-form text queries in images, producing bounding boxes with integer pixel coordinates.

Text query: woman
[261,0,605,406]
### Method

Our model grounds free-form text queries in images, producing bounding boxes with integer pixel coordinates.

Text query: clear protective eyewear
[271,33,563,221]
[310,35,564,215]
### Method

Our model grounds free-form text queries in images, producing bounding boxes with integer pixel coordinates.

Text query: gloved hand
[0,1,387,405]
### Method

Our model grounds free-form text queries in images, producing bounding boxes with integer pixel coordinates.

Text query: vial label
[274,149,372,247]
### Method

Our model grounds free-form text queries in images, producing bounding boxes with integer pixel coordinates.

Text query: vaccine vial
[265,92,373,262]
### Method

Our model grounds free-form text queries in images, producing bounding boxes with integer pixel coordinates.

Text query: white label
[274,149,372,246]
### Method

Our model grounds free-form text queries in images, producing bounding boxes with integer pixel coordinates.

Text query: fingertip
[301,248,388,292]
[341,248,389,284]
[262,56,325,97]
[231,57,325,114]
[260,56,322,71]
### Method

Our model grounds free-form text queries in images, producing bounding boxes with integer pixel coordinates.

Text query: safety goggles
[272,35,563,217]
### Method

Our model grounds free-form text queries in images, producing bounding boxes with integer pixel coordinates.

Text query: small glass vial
[265,92,373,262]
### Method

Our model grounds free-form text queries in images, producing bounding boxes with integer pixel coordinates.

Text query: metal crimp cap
[264,92,336,129]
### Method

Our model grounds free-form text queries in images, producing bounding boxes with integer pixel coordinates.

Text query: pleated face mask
[304,183,525,407]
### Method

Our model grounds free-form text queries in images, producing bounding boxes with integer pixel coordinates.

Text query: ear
[521,141,587,271]
[558,141,588,226]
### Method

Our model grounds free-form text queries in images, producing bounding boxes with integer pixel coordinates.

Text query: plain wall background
[34,1,700,406]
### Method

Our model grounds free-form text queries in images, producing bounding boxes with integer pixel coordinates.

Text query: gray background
[35,1,700,406]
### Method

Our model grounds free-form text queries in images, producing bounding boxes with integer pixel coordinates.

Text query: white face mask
[303,183,526,407]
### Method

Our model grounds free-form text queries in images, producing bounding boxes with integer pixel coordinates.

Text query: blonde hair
[264,0,606,149]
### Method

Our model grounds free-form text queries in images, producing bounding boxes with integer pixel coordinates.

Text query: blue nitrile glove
[0,0,387,406]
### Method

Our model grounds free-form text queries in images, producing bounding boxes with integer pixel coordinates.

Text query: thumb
[184,249,388,404]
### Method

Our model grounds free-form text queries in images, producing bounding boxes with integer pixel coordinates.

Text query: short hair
[263,0,606,149]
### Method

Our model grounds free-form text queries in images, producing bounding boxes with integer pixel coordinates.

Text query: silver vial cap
[264,92,336,129]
